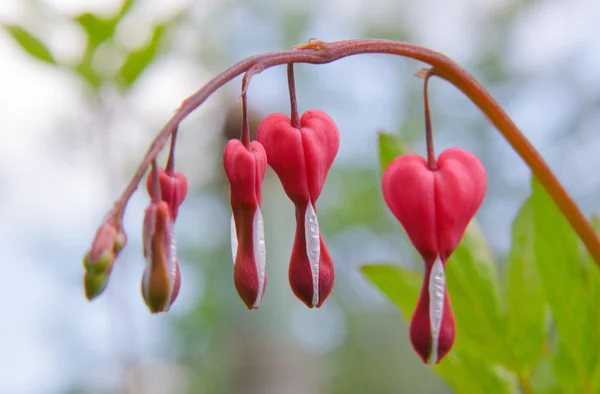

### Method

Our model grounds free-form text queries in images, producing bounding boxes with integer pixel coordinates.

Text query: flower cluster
[82,63,488,365]
[82,133,189,314]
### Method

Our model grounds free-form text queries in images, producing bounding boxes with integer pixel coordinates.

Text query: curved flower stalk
[83,40,600,325]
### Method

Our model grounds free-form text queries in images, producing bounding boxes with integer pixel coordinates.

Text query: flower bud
[83,222,127,301]
[146,167,188,221]
[141,200,181,313]
[83,271,110,301]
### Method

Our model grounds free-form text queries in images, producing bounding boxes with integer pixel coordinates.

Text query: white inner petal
[230,215,238,264]
[165,223,178,308]
[304,203,320,307]
[252,208,266,308]
[142,226,155,300]
[428,258,445,365]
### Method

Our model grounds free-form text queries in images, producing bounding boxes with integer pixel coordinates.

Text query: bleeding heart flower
[382,147,486,364]
[257,110,339,308]
[224,139,268,309]
[141,200,181,313]
[146,167,188,221]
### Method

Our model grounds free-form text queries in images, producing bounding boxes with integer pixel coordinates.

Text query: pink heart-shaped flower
[381,147,486,364]
[257,110,339,204]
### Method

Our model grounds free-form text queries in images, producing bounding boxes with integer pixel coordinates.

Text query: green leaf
[446,222,511,365]
[530,353,561,394]
[118,0,135,17]
[3,24,55,64]
[362,224,510,365]
[361,263,518,394]
[378,131,411,173]
[435,352,519,394]
[75,13,117,52]
[583,214,600,393]
[530,178,591,390]
[503,197,548,371]
[119,24,166,88]
[361,264,421,318]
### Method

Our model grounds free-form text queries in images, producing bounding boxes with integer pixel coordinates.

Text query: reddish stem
[103,38,600,267]
[423,70,437,171]
[241,73,251,148]
[287,63,301,128]
[150,160,161,203]
[165,127,178,175]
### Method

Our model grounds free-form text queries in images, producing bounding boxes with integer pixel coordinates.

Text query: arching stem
[102,39,600,267]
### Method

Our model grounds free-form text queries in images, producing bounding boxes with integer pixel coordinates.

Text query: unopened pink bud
[146,167,188,221]
[83,222,127,300]
[141,201,181,313]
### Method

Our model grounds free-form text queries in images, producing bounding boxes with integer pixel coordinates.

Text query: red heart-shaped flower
[224,139,268,309]
[257,109,339,308]
[381,147,486,364]
[382,147,486,262]
[256,110,339,204]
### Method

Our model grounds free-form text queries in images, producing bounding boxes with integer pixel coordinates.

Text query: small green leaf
[436,351,519,394]
[361,264,421,318]
[378,131,411,173]
[530,178,590,386]
[3,24,55,64]
[583,214,600,393]
[530,352,561,394]
[118,0,135,17]
[446,222,512,365]
[119,24,166,88]
[504,197,548,370]
[361,263,518,394]
[75,13,116,51]
[362,223,510,365]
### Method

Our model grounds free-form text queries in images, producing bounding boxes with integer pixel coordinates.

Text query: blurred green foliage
[3,24,56,64]
[3,0,174,93]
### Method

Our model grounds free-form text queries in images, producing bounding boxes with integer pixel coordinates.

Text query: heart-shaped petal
[381,147,486,262]
[146,167,189,220]
[257,110,339,204]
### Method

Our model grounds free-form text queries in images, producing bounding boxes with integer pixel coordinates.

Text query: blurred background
[1,0,600,393]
